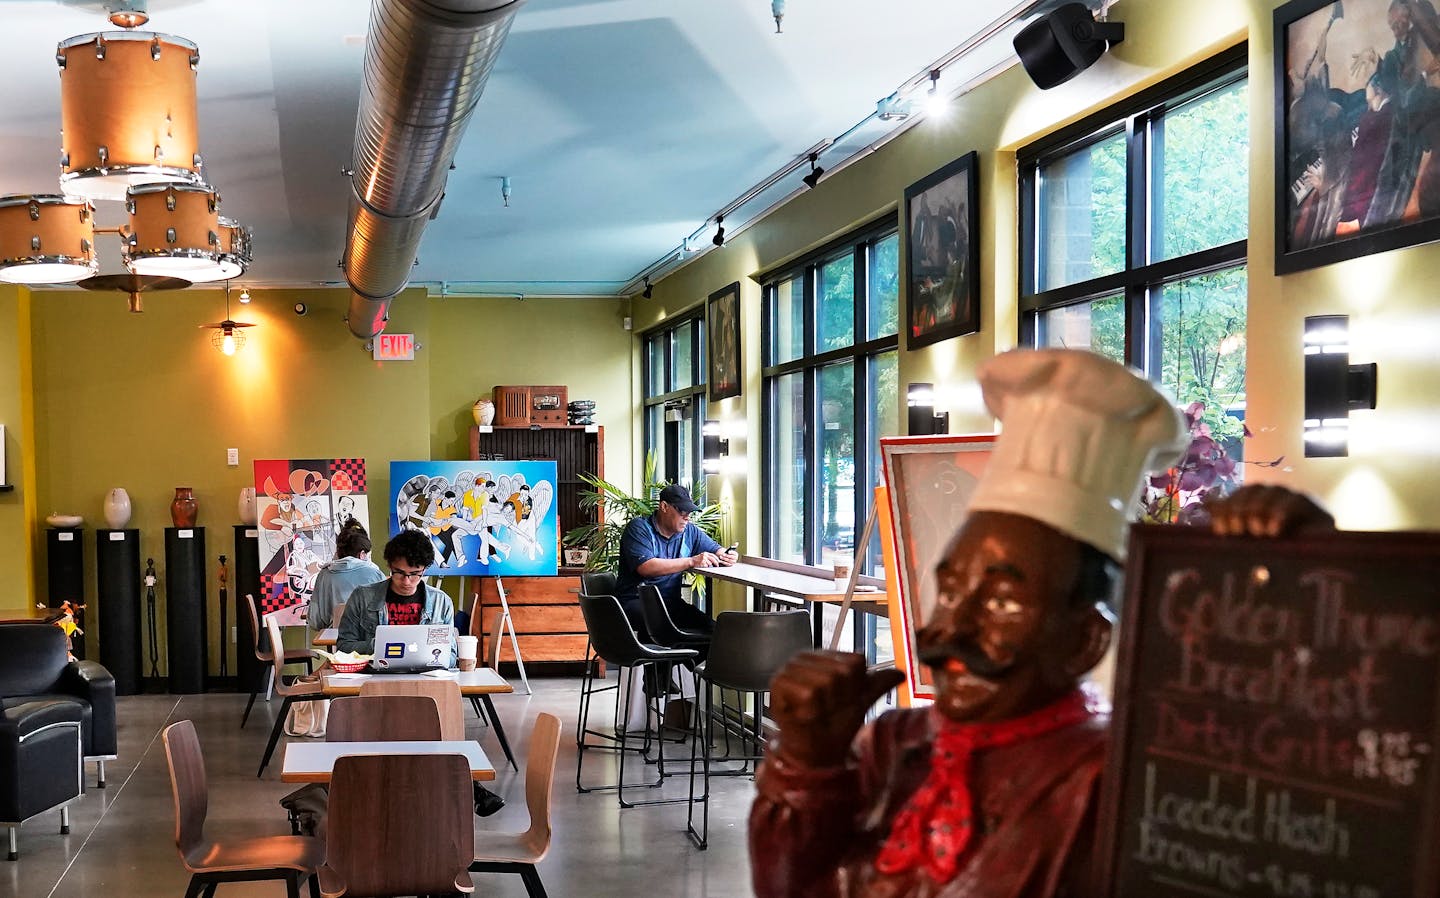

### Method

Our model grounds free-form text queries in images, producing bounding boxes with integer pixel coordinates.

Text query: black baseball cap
[658,484,699,513]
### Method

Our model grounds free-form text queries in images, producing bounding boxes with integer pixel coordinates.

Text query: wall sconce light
[1014,2,1125,90]
[712,215,726,247]
[801,152,824,189]
[703,419,730,474]
[907,383,949,435]
[1303,314,1377,458]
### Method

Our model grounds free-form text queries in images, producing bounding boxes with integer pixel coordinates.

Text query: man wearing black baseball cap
[613,483,736,636]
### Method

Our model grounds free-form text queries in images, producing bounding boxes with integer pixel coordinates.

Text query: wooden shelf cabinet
[467,425,602,669]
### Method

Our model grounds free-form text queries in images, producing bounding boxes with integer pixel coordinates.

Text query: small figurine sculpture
[44,600,86,661]
[750,349,1187,898]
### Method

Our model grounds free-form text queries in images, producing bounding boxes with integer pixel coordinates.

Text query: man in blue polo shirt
[614,483,737,635]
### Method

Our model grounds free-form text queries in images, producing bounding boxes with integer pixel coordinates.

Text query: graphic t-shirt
[385,585,423,626]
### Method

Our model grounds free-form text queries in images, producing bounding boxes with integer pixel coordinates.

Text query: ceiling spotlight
[642,277,653,299]
[293,302,308,316]
[237,287,251,303]
[107,0,150,28]
[925,69,948,118]
[801,152,824,189]
[876,93,911,121]
[712,216,726,247]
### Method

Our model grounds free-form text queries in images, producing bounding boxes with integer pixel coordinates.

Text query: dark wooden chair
[319,753,474,897]
[257,615,327,777]
[163,719,322,898]
[242,594,315,729]
[326,695,442,742]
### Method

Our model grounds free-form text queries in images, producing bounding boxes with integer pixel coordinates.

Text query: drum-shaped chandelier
[0,7,251,287]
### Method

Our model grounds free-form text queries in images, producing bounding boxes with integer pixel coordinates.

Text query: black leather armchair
[0,696,83,860]
[0,624,117,786]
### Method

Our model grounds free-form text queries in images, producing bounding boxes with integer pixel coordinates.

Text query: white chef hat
[968,348,1187,560]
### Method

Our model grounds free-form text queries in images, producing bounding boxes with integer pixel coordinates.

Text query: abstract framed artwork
[707,280,741,402]
[903,150,980,349]
[252,458,370,625]
[1275,0,1440,273]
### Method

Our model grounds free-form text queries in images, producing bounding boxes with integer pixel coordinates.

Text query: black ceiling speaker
[1014,3,1124,90]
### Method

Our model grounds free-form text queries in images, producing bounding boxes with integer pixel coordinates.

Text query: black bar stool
[687,609,810,849]
[576,593,697,808]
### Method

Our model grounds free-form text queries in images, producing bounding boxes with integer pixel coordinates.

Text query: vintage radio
[492,385,569,427]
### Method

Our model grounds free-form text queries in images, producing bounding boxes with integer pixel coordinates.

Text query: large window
[642,311,706,489]
[1020,49,1249,456]
[762,219,900,569]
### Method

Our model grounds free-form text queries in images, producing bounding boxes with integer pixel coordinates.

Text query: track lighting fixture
[642,277,653,299]
[712,216,726,247]
[925,69,947,118]
[500,176,512,208]
[801,152,824,189]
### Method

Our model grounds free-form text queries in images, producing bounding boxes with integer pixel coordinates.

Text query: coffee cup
[833,557,852,586]
[457,635,478,671]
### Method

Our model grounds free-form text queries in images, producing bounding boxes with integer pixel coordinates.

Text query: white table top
[322,667,512,695]
[694,556,889,607]
[280,740,495,782]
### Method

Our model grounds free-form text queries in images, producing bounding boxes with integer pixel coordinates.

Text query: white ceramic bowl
[45,513,84,528]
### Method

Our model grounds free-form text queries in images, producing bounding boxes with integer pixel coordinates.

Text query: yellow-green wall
[425,295,633,472]
[0,285,36,615]
[634,0,1440,596]
[20,285,634,668]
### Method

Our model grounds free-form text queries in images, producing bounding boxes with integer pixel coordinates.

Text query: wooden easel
[827,504,881,652]
[484,578,531,694]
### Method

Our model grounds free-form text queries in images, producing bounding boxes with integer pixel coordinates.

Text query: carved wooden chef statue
[750,348,1187,898]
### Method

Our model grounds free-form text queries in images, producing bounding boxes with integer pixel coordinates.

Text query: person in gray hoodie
[307,517,384,630]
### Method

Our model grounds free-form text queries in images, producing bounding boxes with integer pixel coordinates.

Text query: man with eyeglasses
[335,529,456,665]
[614,483,736,637]
[332,528,506,816]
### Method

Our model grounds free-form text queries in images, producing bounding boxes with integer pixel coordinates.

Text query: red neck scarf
[873,689,1098,884]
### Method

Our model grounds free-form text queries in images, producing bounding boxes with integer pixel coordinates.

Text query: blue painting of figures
[389,460,559,577]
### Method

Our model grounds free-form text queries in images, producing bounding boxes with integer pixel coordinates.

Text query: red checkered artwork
[251,458,369,625]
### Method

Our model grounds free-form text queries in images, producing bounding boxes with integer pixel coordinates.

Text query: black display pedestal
[96,529,142,695]
[45,527,86,659]
[164,527,207,694]
[234,525,263,695]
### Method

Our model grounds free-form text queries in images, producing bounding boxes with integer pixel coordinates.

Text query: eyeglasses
[390,567,426,580]
[662,501,692,520]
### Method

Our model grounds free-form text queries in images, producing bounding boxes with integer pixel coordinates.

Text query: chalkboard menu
[1095,525,1440,898]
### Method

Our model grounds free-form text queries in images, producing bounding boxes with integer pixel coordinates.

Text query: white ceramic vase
[103,488,131,529]
[472,398,496,427]
[238,487,258,525]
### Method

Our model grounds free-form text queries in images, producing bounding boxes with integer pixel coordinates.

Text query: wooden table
[694,556,890,648]
[280,740,495,782]
[313,627,337,647]
[321,668,518,771]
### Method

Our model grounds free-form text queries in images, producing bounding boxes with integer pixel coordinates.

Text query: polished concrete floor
[5,676,759,898]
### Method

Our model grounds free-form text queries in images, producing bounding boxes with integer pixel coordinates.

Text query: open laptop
[370,624,455,672]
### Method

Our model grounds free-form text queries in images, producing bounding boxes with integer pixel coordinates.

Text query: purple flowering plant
[1140,401,1283,526]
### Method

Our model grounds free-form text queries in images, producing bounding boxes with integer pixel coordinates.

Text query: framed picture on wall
[1274,0,1440,273]
[903,151,980,349]
[708,281,741,402]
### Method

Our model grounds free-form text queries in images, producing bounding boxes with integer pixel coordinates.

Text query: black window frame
[1017,45,1249,380]
[760,215,900,568]
[641,308,707,489]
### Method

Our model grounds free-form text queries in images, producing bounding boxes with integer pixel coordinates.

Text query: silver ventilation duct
[344,0,523,338]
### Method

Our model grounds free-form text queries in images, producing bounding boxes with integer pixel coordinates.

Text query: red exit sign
[372,333,415,361]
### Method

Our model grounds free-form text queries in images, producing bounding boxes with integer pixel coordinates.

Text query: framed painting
[389,459,559,577]
[879,433,995,705]
[1275,0,1440,273]
[707,281,741,402]
[903,151,980,349]
[252,458,370,625]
